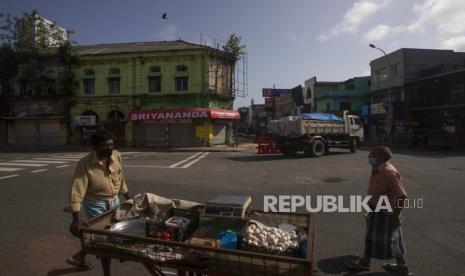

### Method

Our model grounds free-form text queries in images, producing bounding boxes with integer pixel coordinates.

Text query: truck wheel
[309,140,326,157]
[350,138,358,153]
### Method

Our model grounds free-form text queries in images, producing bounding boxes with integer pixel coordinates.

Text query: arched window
[175,65,188,91]
[83,69,95,95]
[44,70,57,96]
[107,110,125,122]
[148,66,162,93]
[108,68,120,94]
[176,65,188,72]
[84,69,95,77]
[81,110,99,124]
[150,66,161,73]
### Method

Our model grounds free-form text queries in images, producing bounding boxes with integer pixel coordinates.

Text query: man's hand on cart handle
[69,212,81,237]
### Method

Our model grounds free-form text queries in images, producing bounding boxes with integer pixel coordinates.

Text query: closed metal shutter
[168,125,202,147]
[145,124,167,147]
[15,121,38,146]
[39,121,61,146]
[0,120,7,147]
[212,123,227,145]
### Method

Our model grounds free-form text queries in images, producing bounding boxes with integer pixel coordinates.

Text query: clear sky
[3,0,465,108]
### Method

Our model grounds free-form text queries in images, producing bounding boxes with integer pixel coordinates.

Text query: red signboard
[265,97,273,107]
[262,88,272,97]
[128,108,240,121]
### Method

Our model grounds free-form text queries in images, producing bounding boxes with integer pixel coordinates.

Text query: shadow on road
[226,151,348,162]
[317,255,360,274]
[317,255,396,276]
[359,146,465,159]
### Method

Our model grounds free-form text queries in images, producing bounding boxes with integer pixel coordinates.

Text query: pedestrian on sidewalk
[346,145,412,276]
[64,130,131,275]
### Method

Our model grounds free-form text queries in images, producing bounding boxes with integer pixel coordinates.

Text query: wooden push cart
[80,209,314,276]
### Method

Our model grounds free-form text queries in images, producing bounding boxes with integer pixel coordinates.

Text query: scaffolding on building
[200,33,248,98]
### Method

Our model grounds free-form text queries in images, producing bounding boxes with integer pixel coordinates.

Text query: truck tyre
[350,138,358,153]
[309,140,326,157]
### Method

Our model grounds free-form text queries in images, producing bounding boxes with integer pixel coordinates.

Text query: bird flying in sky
[162,13,168,20]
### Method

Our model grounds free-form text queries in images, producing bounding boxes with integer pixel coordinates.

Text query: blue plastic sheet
[300,113,343,122]
[218,230,238,249]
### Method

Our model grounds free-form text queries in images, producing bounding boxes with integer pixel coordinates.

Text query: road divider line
[31,169,48,173]
[181,152,209,168]
[169,152,203,168]
[56,165,70,168]
[0,174,19,180]
[0,162,48,167]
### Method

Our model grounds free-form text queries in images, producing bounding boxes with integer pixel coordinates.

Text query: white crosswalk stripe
[9,160,67,164]
[0,162,48,167]
[31,169,47,173]
[0,167,24,172]
[0,175,19,180]
[33,158,79,162]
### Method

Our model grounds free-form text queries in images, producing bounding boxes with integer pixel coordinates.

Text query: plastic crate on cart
[145,208,199,242]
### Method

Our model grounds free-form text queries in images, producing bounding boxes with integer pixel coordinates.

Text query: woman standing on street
[346,145,413,276]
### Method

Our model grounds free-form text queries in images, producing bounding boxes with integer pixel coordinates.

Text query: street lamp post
[369,44,392,142]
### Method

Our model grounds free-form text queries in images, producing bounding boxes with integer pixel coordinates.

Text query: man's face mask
[96,139,114,159]
[97,148,112,158]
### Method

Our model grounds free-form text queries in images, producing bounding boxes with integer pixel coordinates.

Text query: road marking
[0,175,19,180]
[51,155,85,158]
[181,152,209,168]
[9,160,67,164]
[124,165,180,169]
[0,167,24,172]
[122,157,128,159]
[0,162,48,167]
[31,169,47,173]
[56,165,70,168]
[169,152,203,168]
[33,158,79,162]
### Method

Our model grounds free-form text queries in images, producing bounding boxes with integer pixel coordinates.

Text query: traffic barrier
[257,142,280,154]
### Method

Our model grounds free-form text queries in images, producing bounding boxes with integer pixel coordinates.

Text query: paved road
[0,148,464,275]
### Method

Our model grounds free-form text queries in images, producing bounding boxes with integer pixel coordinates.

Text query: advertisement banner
[265,97,273,107]
[128,108,240,121]
[74,115,96,126]
[262,88,272,97]
[196,126,213,138]
[370,103,386,115]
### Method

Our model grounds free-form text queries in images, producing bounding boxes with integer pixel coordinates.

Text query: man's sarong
[364,212,405,259]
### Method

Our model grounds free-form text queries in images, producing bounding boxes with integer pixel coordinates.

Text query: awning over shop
[128,108,240,121]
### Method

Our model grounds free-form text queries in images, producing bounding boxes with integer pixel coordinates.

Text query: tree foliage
[0,10,78,97]
[223,33,246,62]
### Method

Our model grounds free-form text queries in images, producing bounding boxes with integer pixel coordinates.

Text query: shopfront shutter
[212,123,227,145]
[168,125,199,147]
[39,120,61,146]
[15,121,38,146]
[145,124,166,147]
[0,120,7,147]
